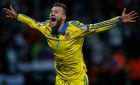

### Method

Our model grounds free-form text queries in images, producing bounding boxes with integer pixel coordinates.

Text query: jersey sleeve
[17,14,50,32]
[70,16,121,37]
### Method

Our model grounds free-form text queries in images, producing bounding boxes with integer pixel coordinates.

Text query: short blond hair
[53,2,67,15]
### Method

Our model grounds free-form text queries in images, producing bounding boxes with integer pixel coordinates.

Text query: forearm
[91,16,122,32]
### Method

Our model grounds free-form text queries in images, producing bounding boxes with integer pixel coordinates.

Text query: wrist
[118,16,123,24]
[15,14,18,18]
[14,13,19,20]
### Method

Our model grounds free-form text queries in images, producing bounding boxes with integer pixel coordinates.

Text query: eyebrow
[51,9,59,12]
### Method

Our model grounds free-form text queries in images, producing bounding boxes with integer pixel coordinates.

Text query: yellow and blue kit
[17,14,121,85]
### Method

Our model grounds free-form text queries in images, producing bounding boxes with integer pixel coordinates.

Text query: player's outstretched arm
[90,8,138,32]
[2,5,43,30]
[73,8,138,37]
[2,5,17,19]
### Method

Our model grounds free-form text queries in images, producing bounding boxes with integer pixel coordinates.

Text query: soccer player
[2,3,138,85]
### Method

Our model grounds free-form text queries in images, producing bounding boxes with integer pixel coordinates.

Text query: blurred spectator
[129,56,140,85]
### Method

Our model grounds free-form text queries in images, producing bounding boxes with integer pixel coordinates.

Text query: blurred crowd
[0,0,140,85]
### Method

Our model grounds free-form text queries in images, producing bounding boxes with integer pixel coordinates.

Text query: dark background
[0,0,140,85]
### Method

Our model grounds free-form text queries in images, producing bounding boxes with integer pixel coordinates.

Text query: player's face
[49,6,66,29]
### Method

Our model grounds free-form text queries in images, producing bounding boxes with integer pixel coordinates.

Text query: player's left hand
[120,8,138,23]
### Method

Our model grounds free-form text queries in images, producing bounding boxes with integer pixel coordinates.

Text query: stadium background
[0,0,140,85]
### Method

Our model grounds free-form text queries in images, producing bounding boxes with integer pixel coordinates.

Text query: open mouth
[51,18,56,22]
[50,18,57,27]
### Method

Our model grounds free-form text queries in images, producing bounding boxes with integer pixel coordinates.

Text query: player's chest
[47,33,75,51]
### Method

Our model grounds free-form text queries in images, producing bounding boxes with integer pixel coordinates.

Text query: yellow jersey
[17,14,120,80]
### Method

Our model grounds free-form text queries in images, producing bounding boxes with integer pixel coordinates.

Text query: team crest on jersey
[65,29,72,40]
[65,32,70,40]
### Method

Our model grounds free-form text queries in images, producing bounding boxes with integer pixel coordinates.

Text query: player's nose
[50,12,55,17]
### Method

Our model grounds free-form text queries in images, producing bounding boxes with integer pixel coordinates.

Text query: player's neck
[58,20,65,32]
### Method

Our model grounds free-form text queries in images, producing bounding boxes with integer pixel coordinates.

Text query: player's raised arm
[91,8,138,32]
[2,5,45,30]
[72,8,138,37]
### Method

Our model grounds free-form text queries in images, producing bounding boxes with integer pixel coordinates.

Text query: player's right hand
[2,5,17,19]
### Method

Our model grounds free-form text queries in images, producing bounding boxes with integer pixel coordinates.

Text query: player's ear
[62,15,66,20]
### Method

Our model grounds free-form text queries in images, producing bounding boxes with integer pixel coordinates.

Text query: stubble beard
[51,18,62,30]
